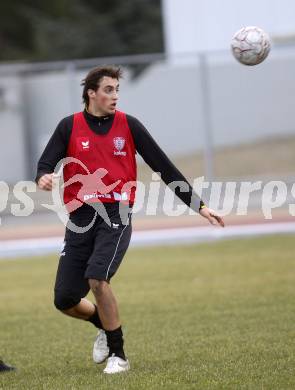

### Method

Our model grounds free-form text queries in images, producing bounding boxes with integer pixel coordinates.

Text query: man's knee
[54,290,80,311]
[88,279,108,298]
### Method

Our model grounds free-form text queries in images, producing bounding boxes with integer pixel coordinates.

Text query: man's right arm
[36,116,73,189]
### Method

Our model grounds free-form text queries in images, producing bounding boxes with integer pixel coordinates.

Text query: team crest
[113,137,126,156]
[113,137,125,151]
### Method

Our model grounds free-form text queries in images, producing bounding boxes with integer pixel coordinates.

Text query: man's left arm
[127,115,224,227]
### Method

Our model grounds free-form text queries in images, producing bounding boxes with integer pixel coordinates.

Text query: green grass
[1,235,295,389]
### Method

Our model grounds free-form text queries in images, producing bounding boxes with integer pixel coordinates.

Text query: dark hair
[81,65,123,106]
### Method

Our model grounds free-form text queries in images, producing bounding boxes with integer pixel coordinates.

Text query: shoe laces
[95,331,106,346]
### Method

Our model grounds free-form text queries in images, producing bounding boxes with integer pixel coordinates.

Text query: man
[36,66,224,374]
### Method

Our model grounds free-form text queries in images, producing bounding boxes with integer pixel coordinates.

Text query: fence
[0,46,295,185]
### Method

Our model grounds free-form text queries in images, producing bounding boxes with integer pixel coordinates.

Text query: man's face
[89,76,119,115]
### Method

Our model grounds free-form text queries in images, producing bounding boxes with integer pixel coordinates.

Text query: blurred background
[0,0,295,256]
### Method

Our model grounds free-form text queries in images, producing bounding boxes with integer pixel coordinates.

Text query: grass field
[0,235,295,389]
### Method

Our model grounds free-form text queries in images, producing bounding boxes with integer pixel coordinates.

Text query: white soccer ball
[231,26,271,66]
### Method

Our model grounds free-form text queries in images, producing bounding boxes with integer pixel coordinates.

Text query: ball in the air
[231,26,271,66]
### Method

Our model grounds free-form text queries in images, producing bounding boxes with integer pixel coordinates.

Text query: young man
[36,66,224,374]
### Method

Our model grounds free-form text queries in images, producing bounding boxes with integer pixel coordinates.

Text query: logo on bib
[113,137,126,156]
[82,140,89,149]
[77,137,90,151]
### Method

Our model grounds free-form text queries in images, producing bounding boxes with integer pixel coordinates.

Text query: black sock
[86,304,104,329]
[105,326,126,360]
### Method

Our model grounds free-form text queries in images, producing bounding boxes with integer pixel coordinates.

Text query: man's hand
[37,173,54,191]
[199,206,225,227]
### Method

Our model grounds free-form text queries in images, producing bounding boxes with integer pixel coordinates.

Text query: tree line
[0,0,163,62]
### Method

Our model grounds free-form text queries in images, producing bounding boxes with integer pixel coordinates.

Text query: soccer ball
[231,26,271,66]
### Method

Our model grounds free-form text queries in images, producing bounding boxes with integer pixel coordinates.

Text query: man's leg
[88,280,120,329]
[54,205,102,326]
[54,274,104,330]
[53,206,110,363]
[85,203,132,371]
[54,258,110,363]
[60,297,94,319]
[54,222,110,362]
[89,279,125,360]
[57,297,104,329]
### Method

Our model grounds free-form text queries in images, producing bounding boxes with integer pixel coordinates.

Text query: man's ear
[88,89,96,99]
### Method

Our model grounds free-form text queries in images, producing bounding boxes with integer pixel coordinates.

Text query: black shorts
[54,202,132,309]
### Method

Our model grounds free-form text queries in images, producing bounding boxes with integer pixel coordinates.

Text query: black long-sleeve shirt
[36,110,204,212]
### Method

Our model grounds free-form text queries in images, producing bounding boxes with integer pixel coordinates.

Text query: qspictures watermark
[1,158,295,231]
[0,176,294,222]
